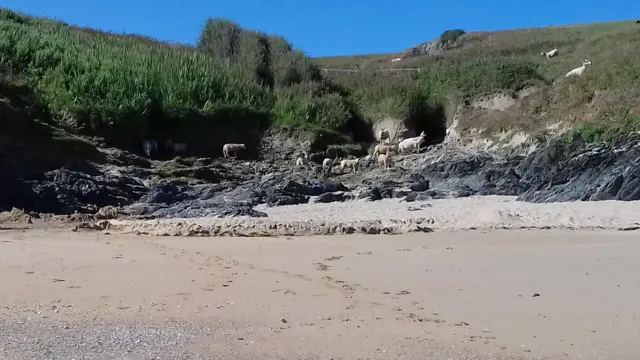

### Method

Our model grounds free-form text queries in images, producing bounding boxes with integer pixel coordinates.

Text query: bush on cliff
[0,8,370,152]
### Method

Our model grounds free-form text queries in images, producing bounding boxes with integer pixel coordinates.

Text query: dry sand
[1,227,639,359]
[106,196,640,236]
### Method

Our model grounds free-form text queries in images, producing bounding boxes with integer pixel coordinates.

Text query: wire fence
[319,68,422,73]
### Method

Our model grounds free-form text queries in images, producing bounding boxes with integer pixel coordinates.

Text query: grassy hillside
[0,8,371,156]
[315,22,640,143]
[1,6,638,155]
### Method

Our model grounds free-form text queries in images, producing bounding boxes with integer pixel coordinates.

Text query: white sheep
[372,143,396,158]
[142,139,158,158]
[222,143,246,158]
[172,142,187,155]
[378,128,390,144]
[295,156,306,168]
[322,158,333,174]
[540,48,558,59]
[565,59,591,78]
[398,131,427,154]
[377,152,392,168]
[340,158,360,174]
[391,57,402,62]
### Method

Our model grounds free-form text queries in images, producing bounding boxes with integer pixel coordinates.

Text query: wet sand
[1,228,639,359]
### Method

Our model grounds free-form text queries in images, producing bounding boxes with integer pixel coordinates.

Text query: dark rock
[314,191,354,203]
[357,187,383,201]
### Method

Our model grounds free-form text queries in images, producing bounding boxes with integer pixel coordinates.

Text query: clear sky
[3,0,639,57]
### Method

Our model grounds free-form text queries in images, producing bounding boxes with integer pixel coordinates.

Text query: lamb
[372,143,396,158]
[378,128,390,144]
[565,59,592,78]
[398,131,427,154]
[540,48,558,59]
[222,143,246,158]
[142,139,158,158]
[322,158,333,174]
[377,152,392,168]
[340,158,360,174]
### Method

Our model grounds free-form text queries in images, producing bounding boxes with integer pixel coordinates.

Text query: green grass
[2,6,639,150]
[314,21,640,142]
[0,8,369,151]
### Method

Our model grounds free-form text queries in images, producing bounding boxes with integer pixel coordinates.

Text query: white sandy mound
[99,196,640,237]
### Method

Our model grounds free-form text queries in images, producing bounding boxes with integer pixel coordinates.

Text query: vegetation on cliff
[315,22,640,143]
[1,6,639,151]
[0,8,369,152]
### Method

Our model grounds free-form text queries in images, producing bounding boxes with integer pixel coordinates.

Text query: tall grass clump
[197,18,371,142]
[0,9,273,146]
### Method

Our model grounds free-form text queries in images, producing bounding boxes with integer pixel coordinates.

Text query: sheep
[565,59,592,78]
[295,156,306,168]
[142,139,158,158]
[377,152,392,168]
[540,48,558,59]
[222,143,246,158]
[322,158,333,174]
[398,131,427,154]
[378,128,390,144]
[372,143,396,158]
[172,142,187,155]
[637,20,640,24]
[391,57,402,62]
[340,158,360,174]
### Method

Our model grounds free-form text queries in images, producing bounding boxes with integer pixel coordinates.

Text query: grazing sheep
[398,131,427,154]
[540,48,559,59]
[172,142,187,155]
[565,59,591,78]
[391,57,402,62]
[637,20,640,24]
[378,128,390,144]
[322,158,333,174]
[142,139,158,158]
[340,158,360,174]
[373,143,396,158]
[377,152,392,168]
[222,143,246,158]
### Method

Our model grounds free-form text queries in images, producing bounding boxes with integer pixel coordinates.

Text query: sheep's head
[583,59,592,66]
[239,143,247,149]
[419,131,426,137]
[540,52,546,56]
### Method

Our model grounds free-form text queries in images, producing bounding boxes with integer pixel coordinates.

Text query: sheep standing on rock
[340,158,360,174]
[540,48,558,59]
[142,139,158,158]
[295,156,307,168]
[377,152,392,168]
[373,143,396,158]
[565,59,591,78]
[398,131,427,154]
[322,158,333,174]
[173,142,187,155]
[378,128,390,145]
[222,143,246,158]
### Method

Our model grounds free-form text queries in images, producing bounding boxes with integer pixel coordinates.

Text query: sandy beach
[106,196,640,236]
[1,225,639,359]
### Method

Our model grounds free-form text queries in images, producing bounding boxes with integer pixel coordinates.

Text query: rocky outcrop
[3,125,640,220]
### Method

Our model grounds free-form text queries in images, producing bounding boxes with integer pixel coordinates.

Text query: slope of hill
[0,8,372,158]
[314,22,640,145]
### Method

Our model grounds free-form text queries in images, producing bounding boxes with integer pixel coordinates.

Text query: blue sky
[3,0,639,57]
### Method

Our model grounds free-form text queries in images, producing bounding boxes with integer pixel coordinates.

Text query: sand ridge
[102,196,640,236]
